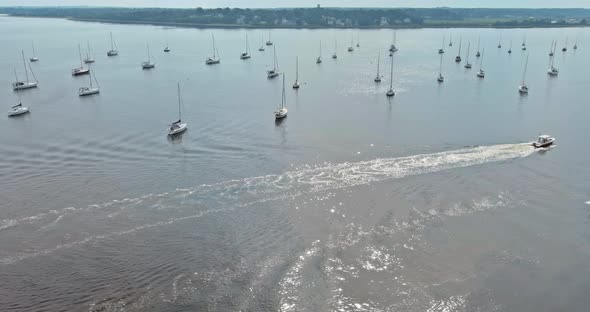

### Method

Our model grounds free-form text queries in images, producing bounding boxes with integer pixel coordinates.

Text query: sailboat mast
[439,53,443,75]
[110,32,114,50]
[281,74,286,109]
[212,35,216,58]
[522,54,529,84]
[389,54,394,90]
[88,65,93,88]
[78,44,84,67]
[319,41,322,58]
[32,42,37,57]
[295,56,299,81]
[458,38,462,55]
[177,82,182,121]
[480,49,485,70]
[273,45,278,71]
[21,51,29,82]
[377,53,380,76]
[466,43,470,62]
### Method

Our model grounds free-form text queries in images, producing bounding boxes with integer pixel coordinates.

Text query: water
[1,16,590,311]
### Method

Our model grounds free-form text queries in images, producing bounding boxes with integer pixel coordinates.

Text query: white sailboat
[374,53,382,82]
[274,74,288,119]
[476,49,485,78]
[386,54,395,97]
[449,34,453,47]
[72,44,90,76]
[464,42,472,68]
[497,34,502,48]
[266,30,273,46]
[348,36,354,52]
[549,40,555,56]
[521,36,527,51]
[107,32,119,56]
[547,43,559,76]
[164,30,170,52]
[316,41,322,64]
[29,42,39,62]
[476,37,481,57]
[141,44,156,69]
[7,89,30,117]
[332,40,338,59]
[84,42,95,63]
[438,35,445,54]
[389,30,399,53]
[240,34,251,59]
[12,50,39,90]
[437,53,444,82]
[79,64,100,96]
[259,34,265,51]
[573,38,578,50]
[267,45,279,78]
[455,38,462,62]
[168,83,188,136]
[518,54,529,94]
[293,57,300,89]
[205,35,220,65]
[508,40,513,54]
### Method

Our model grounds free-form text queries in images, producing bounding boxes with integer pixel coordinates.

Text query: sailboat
[476,37,481,57]
[348,36,354,52]
[521,36,527,51]
[168,83,188,136]
[266,30,273,46]
[464,42,472,68]
[547,43,559,76]
[437,53,444,82]
[141,44,156,69]
[259,35,265,51]
[79,64,100,96]
[205,35,220,65]
[562,37,568,52]
[274,74,288,119]
[386,54,395,97]
[573,38,578,50]
[7,89,30,117]
[84,42,95,63]
[107,32,119,56]
[497,34,502,48]
[476,49,485,78]
[316,41,322,64]
[164,30,170,52]
[356,33,360,47]
[508,40,513,54]
[12,51,38,90]
[293,57,300,89]
[389,30,399,53]
[374,53,382,82]
[240,34,251,59]
[438,35,445,54]
[332,40,338,59]
[549,40,555,56]
[449,34,453,47]
[267,45,279,78]
[30,42,39,62]
[518,54,529,94]
[72,44,90,76]
[455,38,462,62]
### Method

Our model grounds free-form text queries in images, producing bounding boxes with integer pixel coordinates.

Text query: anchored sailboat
[476,37,481,57]
[30,42,39,62]
[455,38,462,62]
[141,44,156,69]
[12,50,38,90]
[293,57,300,89]
[107,32,119,56]
[438,35,445,54]
[72,44,90,76]
[389,30,399,53]
[259,34,265,51]
[274,74,288,119]
[518,54,529,94]
[332,40,338,59]
[316,41,322,64]
[79,64,100,96]
[84,42,95,63]
[476,49,485,78]
[464,42,472,68]
[205,35,220,65]
[386,54,395,97]
[240,34,251,59]
[374,53,382,82]
[437,53,444,82]
[168,83,188,136]
[548,43,559,76]
[266,30,273,46]
[267,45,279,78]
[7,89,30,117]
[508,40,513,54]
[348,36,354,52]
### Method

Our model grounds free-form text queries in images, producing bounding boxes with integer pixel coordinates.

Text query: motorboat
[7,103,29,117]
[532,135,555,148]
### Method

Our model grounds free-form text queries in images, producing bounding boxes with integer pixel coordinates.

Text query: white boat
[437,53,444,82]
[438,35,445,54]
[205,34,220,65]
[455,38,462,62]
[518,54,529,94]
[240,34,251,59]
[293,56,300,89]
[389,30,399,53]
[332,40,338,59]
[316,41,322,64]
[84,42,95,63]
[274,74,288,119]
[476,49,485,78]
[464,42,472,69]
[374,53,382,82]
[386,53,395,97]
[267,45,279,78]
[475,37,481,57]
[79,64,100,96]
[168,83,188,136]
[449,34,453,47]
[7,90,30,117]
[497,34,502,48]
[107,32,119,56]
[348,37,354,52]
[259,34,265,51]
[72,44,90,76]
[573,40,578,50]
[548,40,555,56]
[164,30,171,52]
[532,135,555,148]
[141,44,156,69]
[547,43,559,76]
[12,51,39,90]
[266,30,273,46]
[29,42,39,62]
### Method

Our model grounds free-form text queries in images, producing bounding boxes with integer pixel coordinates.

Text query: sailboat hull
[7,106,30,117]
[169,123,188,136]
[107,50,119,56]
[142,62,156,69]
[72,68,90,76]
[30,57,39,62]
[12,81,38,90]
[79,87,100,96]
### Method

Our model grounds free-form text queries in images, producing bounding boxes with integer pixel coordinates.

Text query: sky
[1,0,589,8]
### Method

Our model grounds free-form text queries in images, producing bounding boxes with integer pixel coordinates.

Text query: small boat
[332,40,338,59]
[438,35,445,54]
[455,38,462,62]
[107,32,119,56]
[508,40,513,54]
[12,51,39,90]
[168,83,188,136]
[449,34,453,46]
[548,40,555,56]
[267,46,279,79]
[30,42,39,62]
[518,54,529,94]
[72,44,90,76]
[573,39,578,50]
[259,35,265,51]
[464,42,472,69]
[348,36,354,52]
[164,46,170,53]
[316,41,322,64]
[437,53,444,83]
[475,37,481,57]
[293,56,300,89]
[562,37,568,52]
[374,53,382,82]
[476,49,485,78]
[497,34,502,48]
[141,44,156,69]
[547,43,559,76]
[386,54,395,97]
[164,30,171,52]
[205,34,220,65]
[274,74,288,119]
[532,135,555,148]
[79,64,100,96]
[521,37,527,51]
[240,35,251,59]
[356,33,360,47]
[7,90,29,117]
[266,30,273,46]
[84,42,95,63]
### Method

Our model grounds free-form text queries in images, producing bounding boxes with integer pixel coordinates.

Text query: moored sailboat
[107,32,119,56]
[141,44,156,69]
[168,83,188,136]
[12,51,38,90]
[267,45,279,78]
[274,74,288,119]
[518,54,529,94]
[205,35,220,65]
[293,57,300,89]
[79,64,100,96]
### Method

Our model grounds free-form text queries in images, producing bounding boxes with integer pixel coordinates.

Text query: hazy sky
[1,0,589,8]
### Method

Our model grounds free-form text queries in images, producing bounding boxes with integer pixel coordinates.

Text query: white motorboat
[532,135,555,148]
[274,74,288,119]
[107,32,119,56]
[141,44,156,69]
[13,51,39,90]
[205,35,220,65]
[267,46,279,79]
[168,83,188,136]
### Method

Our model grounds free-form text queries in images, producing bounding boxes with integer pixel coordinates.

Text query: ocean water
[1,16,590,311]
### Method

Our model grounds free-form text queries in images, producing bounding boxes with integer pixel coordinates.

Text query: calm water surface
[1,16,590,311]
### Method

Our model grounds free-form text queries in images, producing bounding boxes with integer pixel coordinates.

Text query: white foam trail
[585,201,590,205]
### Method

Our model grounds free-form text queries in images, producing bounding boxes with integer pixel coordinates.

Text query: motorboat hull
[13,82,38,90]
[532,138,555,148]
[168,123,188,136]
[240,54,251,59]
